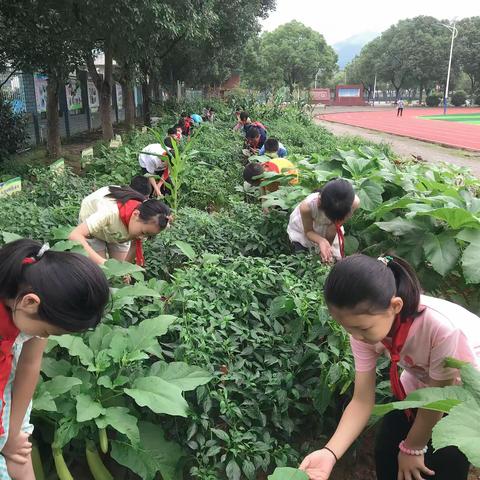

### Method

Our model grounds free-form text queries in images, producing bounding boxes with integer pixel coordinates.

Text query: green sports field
[420,113,480,125]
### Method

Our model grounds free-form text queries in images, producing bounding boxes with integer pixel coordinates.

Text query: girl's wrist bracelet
[321,446,338,462]
[399,440,428,456]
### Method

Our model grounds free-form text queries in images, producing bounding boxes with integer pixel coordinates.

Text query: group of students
[282,178,480,480]
[0,115,478,480]
[237,110,298,203]
[237,110,479,480]
[137,111,208,198]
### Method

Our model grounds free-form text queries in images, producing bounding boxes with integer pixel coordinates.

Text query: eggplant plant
[33,260,213,480]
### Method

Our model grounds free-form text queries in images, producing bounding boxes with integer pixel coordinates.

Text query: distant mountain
[334,32,379,69]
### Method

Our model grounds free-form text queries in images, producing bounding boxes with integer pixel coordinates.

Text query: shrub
[474,93,480,106]
[426,94,441,107]
[0,93,28,162]
[160,254,353,479]
[451,90,467,107]
[144,202,290,277]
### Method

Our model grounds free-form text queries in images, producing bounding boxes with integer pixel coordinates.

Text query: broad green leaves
[103,258,145,278]
[149,361,213,391]
[125,377,190,417]
[433,401,480,465]
[76,394,106,422]
[422,232,460,276]
[173,240,197,260]
[461,243,480,284]
[110,422,184,480]
[268,467,308,480]
[95,407,140,445]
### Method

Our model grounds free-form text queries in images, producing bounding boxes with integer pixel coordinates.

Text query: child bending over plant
[258,138,288,158]
[287,179,360,263]
[300,255,479,480]
[243,158,298,196]
[138,143,172,198]
[70,186,171,266]
[0,239,109,479]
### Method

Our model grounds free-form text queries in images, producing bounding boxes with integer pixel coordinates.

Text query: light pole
[441,20,458,115]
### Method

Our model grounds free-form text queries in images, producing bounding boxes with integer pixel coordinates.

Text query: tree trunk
[123,82,135,131]
[119,62,136,131]
[142,79,152,127]
[86,45,114,140]
[46,74,61,158]
[418,83,424,104]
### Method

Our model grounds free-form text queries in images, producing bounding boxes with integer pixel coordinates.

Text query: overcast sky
[261,0,479,44]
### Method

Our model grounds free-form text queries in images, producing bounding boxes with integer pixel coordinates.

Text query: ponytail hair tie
[22,257,36,265]
[37,243,50,259]
[378,255,393,266]
[22,243,50,265]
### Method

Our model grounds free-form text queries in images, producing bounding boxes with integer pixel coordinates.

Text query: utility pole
[441,20,458,115]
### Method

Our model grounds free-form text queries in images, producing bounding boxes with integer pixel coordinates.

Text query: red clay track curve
[318,107,480,151]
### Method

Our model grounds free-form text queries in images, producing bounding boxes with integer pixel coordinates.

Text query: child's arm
[299,201,332,263]
[69,223,107,265]
[2,338,47,463]
[300,369,376,479]
[148,177,162,197]
[125,243,136,264]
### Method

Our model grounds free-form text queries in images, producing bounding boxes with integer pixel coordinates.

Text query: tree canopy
[243,20,338,92]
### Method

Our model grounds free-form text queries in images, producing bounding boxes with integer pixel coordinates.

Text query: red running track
[318,107,480,151]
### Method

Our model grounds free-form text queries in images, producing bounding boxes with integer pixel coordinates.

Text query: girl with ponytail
[70,186,172,266]
[0,239,109,478]
[300,254,479,480]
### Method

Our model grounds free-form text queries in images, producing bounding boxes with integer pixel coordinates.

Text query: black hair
[264,138,279,153]
[243,163,265,184]
[167,127,176,136]
[174,123,182,130]
[130,175,153,197]
[320,178,355,222]
[106,187,171,229]
[180,112,187,117]
[178,118,186,127]
[0,239,110,332]
[324,254,421,322]
[245,126,260,139]
[164,137,174,149]
[240,111,249,122]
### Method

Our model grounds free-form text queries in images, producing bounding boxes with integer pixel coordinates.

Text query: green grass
[420,113,480,125]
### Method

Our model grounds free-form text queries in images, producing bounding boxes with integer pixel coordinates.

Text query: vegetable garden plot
[0,95,479,478]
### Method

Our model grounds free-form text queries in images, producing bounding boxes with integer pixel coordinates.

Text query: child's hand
[398,452,434,480]
[6,453,35,480]
[2,431,32,464]
[317,238,333,264]
[299,449,336,480]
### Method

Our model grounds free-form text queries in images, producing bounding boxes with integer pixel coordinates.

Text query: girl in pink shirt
[300,254,479,480]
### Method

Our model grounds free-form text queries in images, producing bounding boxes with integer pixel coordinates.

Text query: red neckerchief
[160,166,169,182]
[116,200,145,266]
[382,314,414,401]
[335,221,345,258]
[0,301,20,435]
